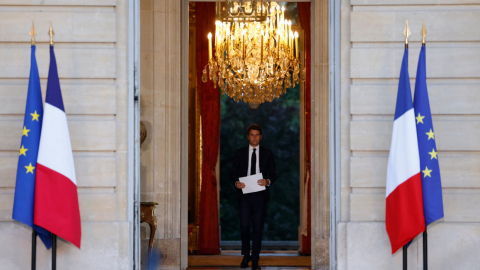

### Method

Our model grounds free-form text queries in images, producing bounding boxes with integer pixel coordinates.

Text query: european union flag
[413,45,444,225]
[12,45,52,249]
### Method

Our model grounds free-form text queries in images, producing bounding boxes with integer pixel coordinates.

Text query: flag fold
[12,45,52,249]
[34,45,82,248]
[386,48,425,254]
[413,46,444,226]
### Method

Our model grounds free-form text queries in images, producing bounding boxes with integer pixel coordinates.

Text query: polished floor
[188,251,311,269]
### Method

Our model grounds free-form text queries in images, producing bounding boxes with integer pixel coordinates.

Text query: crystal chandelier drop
[202,1,306,109]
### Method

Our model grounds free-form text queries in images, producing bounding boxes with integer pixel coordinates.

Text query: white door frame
[128,0,141,269]
[327,0,342,268]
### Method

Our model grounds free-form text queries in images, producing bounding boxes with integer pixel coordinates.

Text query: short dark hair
[247,124,262,135]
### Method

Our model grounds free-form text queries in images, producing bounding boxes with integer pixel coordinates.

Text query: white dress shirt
[247,144,260,176]
[235,144,270,187]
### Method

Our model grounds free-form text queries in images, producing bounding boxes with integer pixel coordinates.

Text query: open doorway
[137,0,336,268]
[185,1,311,268]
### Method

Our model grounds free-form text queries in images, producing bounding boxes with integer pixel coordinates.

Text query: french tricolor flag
[34,45,81,248]
[385,48,425,254]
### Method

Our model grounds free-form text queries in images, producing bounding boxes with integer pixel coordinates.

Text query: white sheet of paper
[239,173,266,194]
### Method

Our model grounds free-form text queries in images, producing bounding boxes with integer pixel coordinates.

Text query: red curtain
[298,2,312,255]
[196,2,221,255]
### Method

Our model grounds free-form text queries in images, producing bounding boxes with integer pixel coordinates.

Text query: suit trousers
[239,191,267,264]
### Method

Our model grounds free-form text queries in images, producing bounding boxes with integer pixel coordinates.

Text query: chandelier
[202,1,306,108]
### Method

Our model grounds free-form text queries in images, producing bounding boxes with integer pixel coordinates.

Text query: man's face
[247,129,262,147]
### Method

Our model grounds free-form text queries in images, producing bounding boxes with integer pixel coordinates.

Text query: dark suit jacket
[230,146,277,202]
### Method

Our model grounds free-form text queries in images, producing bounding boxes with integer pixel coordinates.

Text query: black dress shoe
[251,263,261,270]
[240,255,251,268]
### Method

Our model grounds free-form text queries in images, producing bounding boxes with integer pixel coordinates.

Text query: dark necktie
[251,148,257,175]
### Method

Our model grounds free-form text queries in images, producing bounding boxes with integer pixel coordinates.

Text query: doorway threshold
[221,250,300,256]
[221,241,300,251]
[188,251,311,268]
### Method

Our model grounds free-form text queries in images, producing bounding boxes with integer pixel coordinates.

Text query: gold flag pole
[421,21,427,46]
[48,22,54,45]
[403,20,411,49]
[29,21,36,46]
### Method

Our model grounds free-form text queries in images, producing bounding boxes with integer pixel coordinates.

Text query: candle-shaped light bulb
[295,31,299,59]
[208,32,213,60]
[242,29,246,58]
[276,6,280,28]
[261,29,264,62]
[290,30,294,57]
[270,14,273,30]
[286,21,290,48]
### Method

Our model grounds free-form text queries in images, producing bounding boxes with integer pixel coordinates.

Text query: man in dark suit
[230,124,277,270]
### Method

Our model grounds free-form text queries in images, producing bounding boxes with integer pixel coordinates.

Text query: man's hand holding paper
[238,173,266,194]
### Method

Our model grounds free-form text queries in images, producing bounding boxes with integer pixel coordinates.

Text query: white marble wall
[0,0,130,269]
[340,0,480,269]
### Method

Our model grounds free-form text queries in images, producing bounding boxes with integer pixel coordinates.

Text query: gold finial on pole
[29,21,37,46]
[403,20,411,47]
[48,22,54,45]
[421,21,427,45]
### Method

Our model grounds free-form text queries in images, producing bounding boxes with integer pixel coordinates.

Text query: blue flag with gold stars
[413,45,444,226]
[12,45,52,249]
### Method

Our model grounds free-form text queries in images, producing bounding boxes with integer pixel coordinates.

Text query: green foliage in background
[219,84,300,241]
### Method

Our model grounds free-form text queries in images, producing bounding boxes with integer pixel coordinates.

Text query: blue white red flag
[12,45,52,249]
[413,46,444,225]
[385,48,425,254]
[34,45,81,248]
